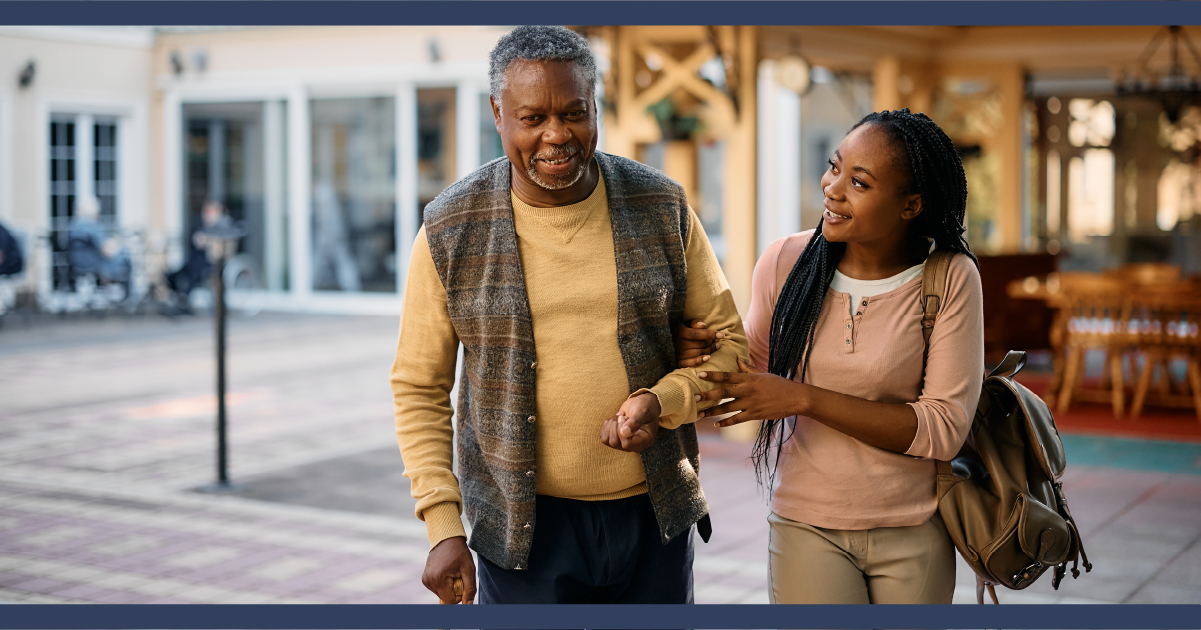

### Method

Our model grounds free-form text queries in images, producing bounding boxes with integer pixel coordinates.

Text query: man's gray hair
[489,26,598,102]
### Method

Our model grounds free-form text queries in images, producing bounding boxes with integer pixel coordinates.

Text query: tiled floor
[0,312,1198,606]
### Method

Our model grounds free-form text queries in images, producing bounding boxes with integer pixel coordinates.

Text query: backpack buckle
[1012,560,1043,588]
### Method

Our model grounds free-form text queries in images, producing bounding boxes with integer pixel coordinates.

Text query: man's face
[202,202,224,227]
[492,59,598,195]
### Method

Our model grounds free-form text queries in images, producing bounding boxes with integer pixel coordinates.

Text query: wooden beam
[722,25,759,314]
[872,55,902,112]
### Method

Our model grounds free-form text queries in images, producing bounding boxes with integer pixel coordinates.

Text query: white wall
[757,60,803,256]
[0,27,153,290]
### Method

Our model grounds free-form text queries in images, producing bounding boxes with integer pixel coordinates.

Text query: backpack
[921,250,1092,604]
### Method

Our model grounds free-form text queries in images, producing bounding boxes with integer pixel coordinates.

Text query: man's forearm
[649,324,748,428]
[392,227,466,548]
[650,208,749,428]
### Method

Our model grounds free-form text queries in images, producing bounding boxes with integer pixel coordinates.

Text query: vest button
[846,323,851,329]
[861,300,868,306]
[845,339,850,344]
[527,415,536,423]
[523,523,531,529]
[526,470,534,477]
[530,361,537,369]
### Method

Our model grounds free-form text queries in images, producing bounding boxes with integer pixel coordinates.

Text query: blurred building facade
[1,25,1200,315]
[0,25,512,314]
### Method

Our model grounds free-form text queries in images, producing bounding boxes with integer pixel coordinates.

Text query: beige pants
[768,511,956,604]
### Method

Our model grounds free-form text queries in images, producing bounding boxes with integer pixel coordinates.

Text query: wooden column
[607,26,640,159]
[872,55,902,113]
[663,140,698,208]
[722,24,759,314]
[995,64,1025,253]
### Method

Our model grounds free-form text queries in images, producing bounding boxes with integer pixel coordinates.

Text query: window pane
[310,97,397,293]
[184,101,283,291]
[1047,149,1061,237]
[697,140,724,262]
[1067,148,1114,242]
[479,92,503,165]
[48,120,76,290]
[418,88,456,231]
[1157,158,1197,231]
[94,122,118,227]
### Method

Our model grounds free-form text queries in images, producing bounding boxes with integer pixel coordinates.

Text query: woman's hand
[697,358,807,427]
[674,319,727,368]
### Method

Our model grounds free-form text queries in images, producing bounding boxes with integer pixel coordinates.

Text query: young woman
[680,109,983,604]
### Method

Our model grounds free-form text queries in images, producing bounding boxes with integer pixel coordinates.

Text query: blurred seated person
[0,219,23,277]
[68,195,131,288]
[163,200,232,314]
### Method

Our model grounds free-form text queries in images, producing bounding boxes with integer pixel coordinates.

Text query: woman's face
[819,123,923,245]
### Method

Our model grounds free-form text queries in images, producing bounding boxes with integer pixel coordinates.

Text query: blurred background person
[0,218,23,278]
[68,195,131,291]
[161,199,233,315]
[312,181,361,292]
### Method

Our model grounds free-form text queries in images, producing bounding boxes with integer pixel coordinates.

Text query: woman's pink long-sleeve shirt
[745,231,984,530]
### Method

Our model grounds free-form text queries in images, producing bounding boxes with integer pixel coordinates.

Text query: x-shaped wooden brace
[633,42,738,135]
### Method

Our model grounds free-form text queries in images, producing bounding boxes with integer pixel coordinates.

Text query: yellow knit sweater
[390,173,747,549]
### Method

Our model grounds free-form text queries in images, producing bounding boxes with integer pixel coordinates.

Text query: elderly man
[68,195,130,288]
[390,25,746,605]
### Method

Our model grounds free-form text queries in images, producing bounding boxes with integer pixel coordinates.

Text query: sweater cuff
[422,501,467,550]
[633,376,690,430]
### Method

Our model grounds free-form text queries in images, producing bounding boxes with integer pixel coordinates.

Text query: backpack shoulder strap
[921,249,956,368]
[922,250,961,487]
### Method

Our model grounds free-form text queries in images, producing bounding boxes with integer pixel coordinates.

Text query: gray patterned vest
[423,151,710,570]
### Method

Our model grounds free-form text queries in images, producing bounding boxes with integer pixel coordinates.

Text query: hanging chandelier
[1115,25,1201,124]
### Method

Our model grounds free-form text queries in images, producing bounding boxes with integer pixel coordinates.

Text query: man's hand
[674,319,727,368]
[600,393,661,453]
[422,536,476,604]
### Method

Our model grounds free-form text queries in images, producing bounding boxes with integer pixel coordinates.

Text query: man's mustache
[530,143,584,163]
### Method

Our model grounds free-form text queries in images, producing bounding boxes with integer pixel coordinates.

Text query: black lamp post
[198,220,246,490]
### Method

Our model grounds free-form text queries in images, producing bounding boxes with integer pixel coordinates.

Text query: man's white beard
[527,144,587,191]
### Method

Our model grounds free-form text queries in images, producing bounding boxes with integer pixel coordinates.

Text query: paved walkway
[0,312,1198,608]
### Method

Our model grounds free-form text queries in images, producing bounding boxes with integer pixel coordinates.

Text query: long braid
[749,107,976,489]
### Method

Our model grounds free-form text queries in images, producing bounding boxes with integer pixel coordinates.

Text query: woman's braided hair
[750,108,978,488]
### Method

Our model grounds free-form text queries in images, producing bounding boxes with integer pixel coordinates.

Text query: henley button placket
[843,299,868,353]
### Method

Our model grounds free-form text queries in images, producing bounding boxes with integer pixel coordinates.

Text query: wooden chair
[1055,274,1130,417]
[1107,262,1182,286]
[1038,272,1098,408]
[1127,283,1201,422]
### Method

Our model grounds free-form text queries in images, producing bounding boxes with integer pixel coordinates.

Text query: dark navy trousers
[477,493,695,604]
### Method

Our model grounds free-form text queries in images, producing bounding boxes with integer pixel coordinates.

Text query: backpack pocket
[980,493,1071,589]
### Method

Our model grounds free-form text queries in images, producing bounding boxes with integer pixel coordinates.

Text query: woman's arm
[699,252,983,458]
[697,228,921,453]
[697,360,918,454]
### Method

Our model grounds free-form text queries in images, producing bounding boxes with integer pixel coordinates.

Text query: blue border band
[1,1,1200,26]
[1,604,1199,629]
